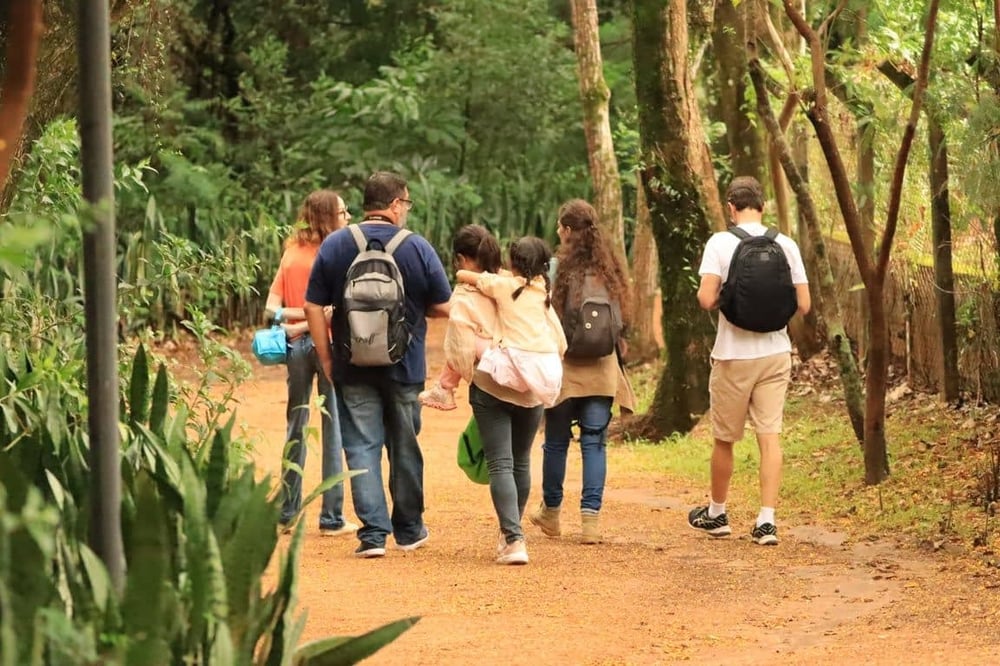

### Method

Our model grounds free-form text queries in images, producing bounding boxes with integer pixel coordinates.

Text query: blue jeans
[542,396,613,513]
[279,334,348,529]
[470,383,543,544]
[336,379,426,547]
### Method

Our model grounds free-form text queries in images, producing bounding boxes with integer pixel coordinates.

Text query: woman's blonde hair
[288,189,344,247]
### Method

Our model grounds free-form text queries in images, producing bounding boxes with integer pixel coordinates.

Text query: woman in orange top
[265,190,357,536]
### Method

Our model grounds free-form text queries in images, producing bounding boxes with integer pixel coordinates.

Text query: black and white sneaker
[751,522,778,546]
[687,506,732,537]
[354,541,386,558]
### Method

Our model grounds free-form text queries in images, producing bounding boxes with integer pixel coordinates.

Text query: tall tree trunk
[749,55,865,445]
[570,0,627,261]
[0,0,43,193]
[632,0,723,437]
[79,0,125,591]
[784,0,941,484]
[878,61,961,404]
[629,171,660,362]
[927,117,960,403]
[712,0,765,181]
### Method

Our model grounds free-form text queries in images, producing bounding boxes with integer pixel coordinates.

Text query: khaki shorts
[709,352,792,442]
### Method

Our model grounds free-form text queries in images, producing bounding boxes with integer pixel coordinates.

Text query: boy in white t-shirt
[688,176,811,546]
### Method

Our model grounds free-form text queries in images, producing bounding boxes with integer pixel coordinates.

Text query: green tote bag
[457,416,489,485]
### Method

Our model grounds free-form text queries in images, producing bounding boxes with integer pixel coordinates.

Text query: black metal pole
[78,0,124,591]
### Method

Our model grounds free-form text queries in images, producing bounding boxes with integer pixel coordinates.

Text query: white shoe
[496,539,529,565]
[320,521,359,537]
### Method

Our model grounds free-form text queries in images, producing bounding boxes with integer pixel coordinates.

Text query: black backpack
[562,274,623,359]
[718,227,797,333]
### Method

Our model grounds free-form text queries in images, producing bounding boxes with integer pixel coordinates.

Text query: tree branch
[783,0,873,282]
[0,0,44,194]
[878,0,941,281]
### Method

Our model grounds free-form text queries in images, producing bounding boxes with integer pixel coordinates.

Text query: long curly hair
[288,189,344,248]
[552,199,632,329]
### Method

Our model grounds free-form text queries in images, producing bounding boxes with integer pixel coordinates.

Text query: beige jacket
[443,284,498,384]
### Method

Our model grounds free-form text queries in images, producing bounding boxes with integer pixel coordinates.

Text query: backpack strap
[348,224,368,253]
[764,227,780,240]
[384,228,413,255]
[728,226,751,240]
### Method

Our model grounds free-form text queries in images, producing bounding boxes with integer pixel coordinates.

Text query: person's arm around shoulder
[456,269,481,286]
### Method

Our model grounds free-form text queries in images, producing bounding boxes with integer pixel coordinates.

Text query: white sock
[708,500,726,518]
[756,507,775,527]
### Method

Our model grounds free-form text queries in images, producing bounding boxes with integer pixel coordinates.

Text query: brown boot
[528,501,561,537]
[580,511,601,544]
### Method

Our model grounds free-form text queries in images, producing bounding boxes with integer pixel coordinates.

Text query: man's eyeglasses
[396,198,414,210]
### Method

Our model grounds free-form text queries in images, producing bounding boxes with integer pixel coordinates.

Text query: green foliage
[0,341,414,664]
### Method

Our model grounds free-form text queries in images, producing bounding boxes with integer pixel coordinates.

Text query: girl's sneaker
[418,383,457,410]
[496,538,529,565]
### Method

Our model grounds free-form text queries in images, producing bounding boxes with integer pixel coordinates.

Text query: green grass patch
[613,364,1000,554]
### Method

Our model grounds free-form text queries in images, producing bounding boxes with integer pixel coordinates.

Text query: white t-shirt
[698,221,808,360]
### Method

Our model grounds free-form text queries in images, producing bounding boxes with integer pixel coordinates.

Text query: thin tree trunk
[928,118,960,403]
[0,0,43,194]
[570,0,626,260]
[629,171,660,362]
[879,60,961,404]
[785,0,940,484]
[79,0,125,590]
[632,0,722,437]
[749,54,865,445]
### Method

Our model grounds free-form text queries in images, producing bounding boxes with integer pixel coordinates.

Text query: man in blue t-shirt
[305,171,452,558]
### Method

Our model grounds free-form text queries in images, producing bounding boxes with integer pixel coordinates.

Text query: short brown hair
[726,176,765,212]
[363,171,408,211]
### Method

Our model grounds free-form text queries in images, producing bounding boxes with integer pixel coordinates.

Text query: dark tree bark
[632,0,724,437]
[784,0,941,484]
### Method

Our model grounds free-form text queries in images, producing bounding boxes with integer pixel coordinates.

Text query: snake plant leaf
[292,617,421,666]
[122,473,171,666]
[148,364,169,435]
[128,345,150,426]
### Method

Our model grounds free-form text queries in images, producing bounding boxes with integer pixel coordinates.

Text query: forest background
[2,0,1000,663]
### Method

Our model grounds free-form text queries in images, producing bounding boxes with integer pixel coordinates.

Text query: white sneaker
[320,521,359,537]
[496,539,529,565]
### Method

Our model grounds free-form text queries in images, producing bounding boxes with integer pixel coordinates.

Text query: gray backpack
[562,273,622,359]
[336,225,413,366]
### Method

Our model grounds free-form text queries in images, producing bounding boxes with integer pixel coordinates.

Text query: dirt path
[237,319,999,665]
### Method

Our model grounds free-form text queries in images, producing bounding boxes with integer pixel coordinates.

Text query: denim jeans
[469,383,543,544]
[542,396,613,513]
[279,334,347,529]
[336,379,426,547]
